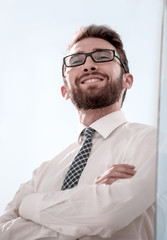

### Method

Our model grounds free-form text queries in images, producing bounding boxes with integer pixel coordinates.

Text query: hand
[94,164,136,185]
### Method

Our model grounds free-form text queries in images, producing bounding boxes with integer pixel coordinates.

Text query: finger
[97,177,122,185]
[109,164,136,174]
[94,164,137,184]
[111,164,136,172]
[95,171,134,184]
[108,171,135,178]
[95,177,118,185]
[109,166,136,175]
[95,167,136,183]
[112,164,135,169]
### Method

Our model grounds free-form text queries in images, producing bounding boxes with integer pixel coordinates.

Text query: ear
[122,73,133,89]
[61,85,70,100]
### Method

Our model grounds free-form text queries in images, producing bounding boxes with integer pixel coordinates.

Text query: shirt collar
[77,110,127,142]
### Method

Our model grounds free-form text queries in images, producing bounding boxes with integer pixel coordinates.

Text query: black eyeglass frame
[63,49,127,73]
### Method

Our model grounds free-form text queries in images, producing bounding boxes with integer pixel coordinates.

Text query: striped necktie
[61,127,95,190]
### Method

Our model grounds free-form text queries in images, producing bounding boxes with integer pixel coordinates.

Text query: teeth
[82,78,102,84]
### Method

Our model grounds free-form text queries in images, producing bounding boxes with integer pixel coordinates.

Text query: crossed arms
[0,161,155,240]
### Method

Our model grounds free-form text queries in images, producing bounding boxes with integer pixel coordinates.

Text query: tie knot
[83,127,95,138]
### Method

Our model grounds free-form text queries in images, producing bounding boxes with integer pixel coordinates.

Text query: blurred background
[0,0,165,237]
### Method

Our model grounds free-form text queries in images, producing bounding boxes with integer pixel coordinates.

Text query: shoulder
[121,122,157,148]
[124,122,157,136]
[33,142,78,176]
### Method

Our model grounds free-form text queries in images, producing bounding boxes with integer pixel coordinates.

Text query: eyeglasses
[63,49,127,73]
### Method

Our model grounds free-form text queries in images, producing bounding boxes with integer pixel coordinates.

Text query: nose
[83,56,98,73]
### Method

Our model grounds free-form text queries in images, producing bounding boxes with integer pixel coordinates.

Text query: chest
[35,133,136,192]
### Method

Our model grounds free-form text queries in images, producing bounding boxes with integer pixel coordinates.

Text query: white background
[0,0,164,215]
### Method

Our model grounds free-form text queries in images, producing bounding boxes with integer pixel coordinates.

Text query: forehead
[68,37,116,55]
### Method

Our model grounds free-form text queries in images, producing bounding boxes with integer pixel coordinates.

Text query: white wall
[0,0,163,215]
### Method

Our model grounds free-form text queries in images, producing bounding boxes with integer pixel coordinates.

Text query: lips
[80,77,103,84]
[79,74,105,85]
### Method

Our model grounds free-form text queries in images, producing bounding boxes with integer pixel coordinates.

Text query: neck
[78,103,121,126]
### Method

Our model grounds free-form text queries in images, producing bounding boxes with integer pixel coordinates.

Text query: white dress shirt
[0,111,157,240]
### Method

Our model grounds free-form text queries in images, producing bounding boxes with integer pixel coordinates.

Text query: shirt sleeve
[19,131,157,238]
[0,143,78,240]
[0,216,60,240]
[0,163,59,240]
[0,177,34,228]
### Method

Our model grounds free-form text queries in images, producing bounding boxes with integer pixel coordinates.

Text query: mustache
[76,71,109,84]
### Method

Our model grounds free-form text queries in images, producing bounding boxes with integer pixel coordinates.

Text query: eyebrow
[71,48,113,55]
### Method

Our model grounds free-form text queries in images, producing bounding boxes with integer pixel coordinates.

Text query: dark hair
[64,24,130,104]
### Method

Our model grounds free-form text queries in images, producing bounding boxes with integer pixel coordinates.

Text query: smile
[80,76,104,85]
[81,78,103,84]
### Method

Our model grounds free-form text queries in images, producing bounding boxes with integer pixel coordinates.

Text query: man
[0,24,157,240]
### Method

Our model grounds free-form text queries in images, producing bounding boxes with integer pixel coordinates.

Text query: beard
[68,72,123,110]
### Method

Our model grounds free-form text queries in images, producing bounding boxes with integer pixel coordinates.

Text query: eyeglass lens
[65,50,114,67]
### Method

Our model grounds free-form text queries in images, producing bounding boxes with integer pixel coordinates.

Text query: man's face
[62,37,124,110]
